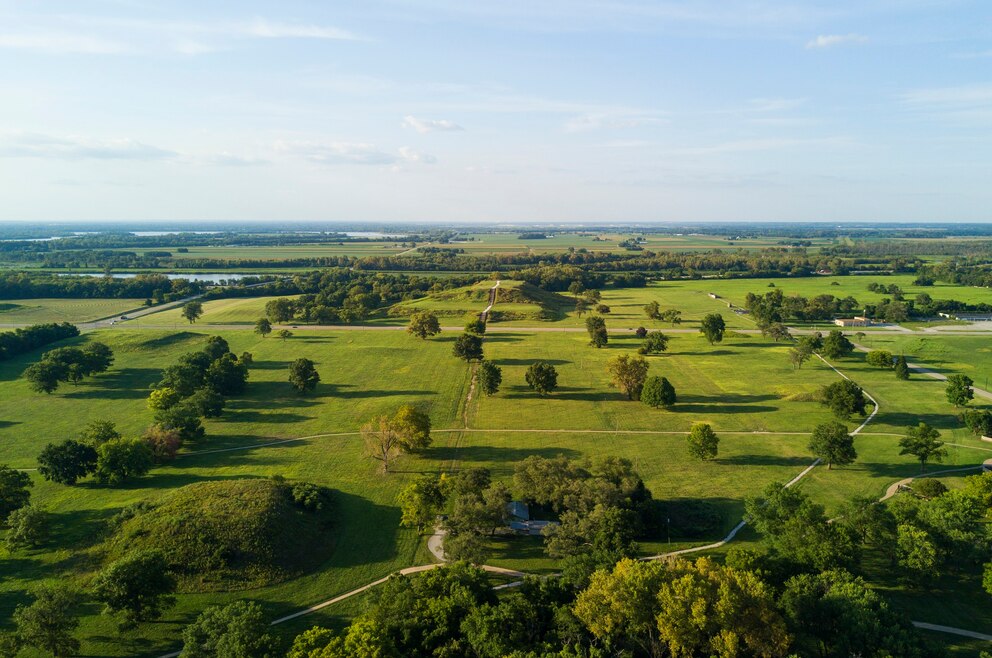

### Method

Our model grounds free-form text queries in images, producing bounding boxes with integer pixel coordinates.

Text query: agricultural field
[0,298,145,324]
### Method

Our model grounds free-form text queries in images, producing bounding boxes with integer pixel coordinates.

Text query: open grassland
[493,274,992,329]
[0,329,471,468]
[473,332,842,432]
[0,298,144,324]
[851,334,992,383]
[107,242,411,260]
[2,325,991,654]
[145,295,304,326]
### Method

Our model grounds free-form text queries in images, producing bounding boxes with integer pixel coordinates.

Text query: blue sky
[1,0,990,223]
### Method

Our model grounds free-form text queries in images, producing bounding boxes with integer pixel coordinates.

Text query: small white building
[834,316,871,327]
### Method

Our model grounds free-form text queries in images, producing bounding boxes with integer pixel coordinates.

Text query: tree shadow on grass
[499,385,616,402]
[482,333,526,343]
[334,384,436,399]
[0,420,20,429]
[679,393,780,404]
[58,367,161,400]
[874,411,961,431]
[248,359,292,370]
[716,455,814,467]
[425,445,582,467]
[669,349,736,356]
[78,471,265,492]
[220,410,311,424]
[494,358,571,366]
[673,404,779,414]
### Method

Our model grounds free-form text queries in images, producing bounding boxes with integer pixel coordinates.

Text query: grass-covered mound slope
[103,478,334,592]
[387,279,571,321]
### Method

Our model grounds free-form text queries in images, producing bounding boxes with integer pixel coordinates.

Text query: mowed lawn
[144,295,304,325]
[472,332,843,433]
[0,328,472,468]
[852,334,992,383]
[0,298,144,324]
[496,275,992,329]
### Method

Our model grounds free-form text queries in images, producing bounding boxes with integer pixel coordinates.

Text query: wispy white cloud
[805,33,868,49]
[950,49,992,59]
[402,115,464,133]
[563,113,667,133]
[239,19,359,41]
[275,140,435,165]
[0,32,128,54]
[899,83,992,122]
[397,146,437,163]
[0,133,176,160]
[0,15,360,56]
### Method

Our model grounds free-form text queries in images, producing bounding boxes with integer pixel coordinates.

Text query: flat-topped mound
[104,478,334,592]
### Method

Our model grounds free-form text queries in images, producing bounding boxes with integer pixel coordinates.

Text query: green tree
[641,331,668,355]
[866,350,894,368]
[781,570,931,658]
[983,561,992,597]
[641,375,676,408]
[699,313,726,345]
[190,387,226,418]
[606,354,649,400]
[265,297,296,323]
[896,524,940,579]
[808,421,857,469]
[789,343,813,370]
[525,361,558,396]
[92,549,177,628]
[22,360,63,394]
[894,355,910,380]
[821,329,854,359]
[655,558,791,658]
[254,317,272,338]
[289,358,320,394]
[80,420,121,446]
[687,422,719,460]
[0,464,33,521]
[148,386,182,411]
[181,300,204,324]
[962,409,992,438]
[662,308,683,325]
[205,353,249,395]
[277,328,294,341]
[154,401,205,440]
[13,584,80,658]
[821,379,868,419]
[392,405,432,451]
[585,316,608,348]
[180,600,276,658]
[95,438,154,485]
[898,422,947,472]
[643,300,661,321]
[202,336,230,361]
[452,333,484,361]
[5,505,47,549]
[362,416,402,473]
[407,311,442,339]
[464,317,487,335]
[37,440,97,485]
[766,322,790,342]
[946,374,974,407]
[477,361,502,396]
[398,476,446,533]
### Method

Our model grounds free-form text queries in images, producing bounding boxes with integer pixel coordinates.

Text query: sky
[1,0,991,223]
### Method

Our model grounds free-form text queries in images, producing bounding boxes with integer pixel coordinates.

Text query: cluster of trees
[643,301,682,325]
[0,271,204,301]
[22,342,114,393]
[281,552,945,658]
[865,348,911,379]
[0,322,78,361]
[222,270,480,324]
[36,420,166,488]
[148,335,252,442]
[787,329,855,369]
[746,288,861,324]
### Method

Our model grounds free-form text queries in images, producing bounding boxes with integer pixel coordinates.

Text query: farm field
[106,242,412,260]
[453,232,835,254]
[0,298,145,324]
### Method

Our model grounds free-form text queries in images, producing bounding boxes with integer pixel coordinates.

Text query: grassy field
[0,298,145,324]
[145,295,304,326]
[851,334,992,384]
[1,323,990,655]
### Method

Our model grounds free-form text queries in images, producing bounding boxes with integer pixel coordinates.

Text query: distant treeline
[0,322,79,361]
[0,272,205,302]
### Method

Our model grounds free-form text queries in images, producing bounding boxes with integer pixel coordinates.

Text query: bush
[291,482,333,512]
[911,478,948,499]
[5,505,47,549]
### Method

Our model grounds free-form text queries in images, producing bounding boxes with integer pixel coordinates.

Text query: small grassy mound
[103,478,334,592]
